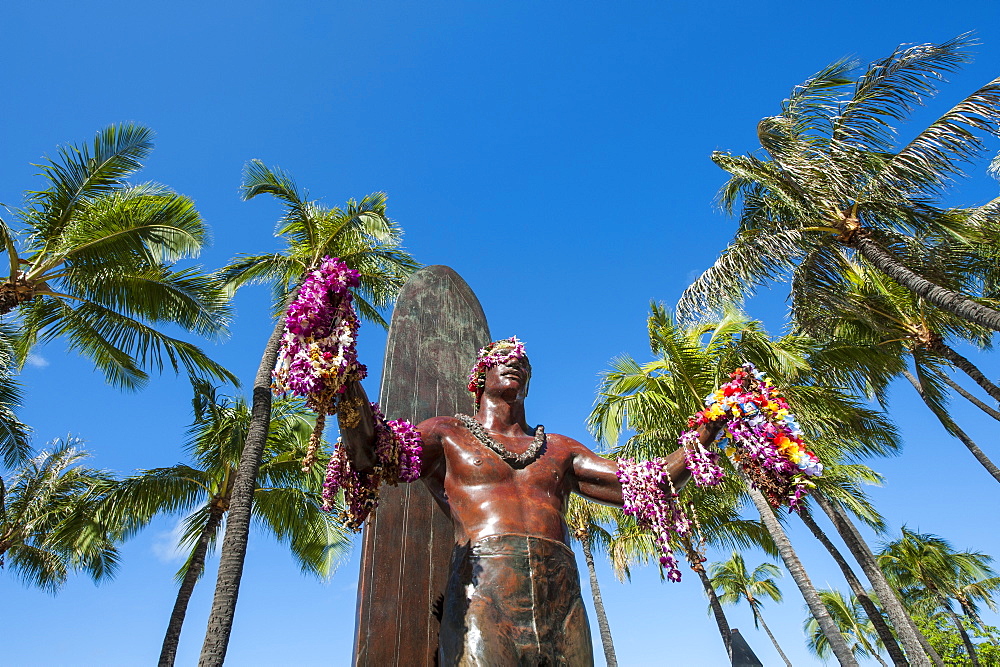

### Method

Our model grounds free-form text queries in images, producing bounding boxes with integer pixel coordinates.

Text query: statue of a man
[342,337,717,666]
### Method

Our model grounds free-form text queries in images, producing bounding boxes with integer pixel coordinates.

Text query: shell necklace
[456,414,546,468]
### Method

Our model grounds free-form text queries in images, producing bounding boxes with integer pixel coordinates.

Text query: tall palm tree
[879,528,1000,667]
[0,438,118,591]
[102,382,351,666]
[795,251,1000,406]
[677,35,1000,332]
[2,124,234,389]
[0,326,30,468]
[793,253,1000,483]
[566,495,619,667]
[805,589,889,666]
[589,304,881,665]
[797,464,909,666]
[709,551,792,666]
[812,492,943,666]
[198,161,418,666]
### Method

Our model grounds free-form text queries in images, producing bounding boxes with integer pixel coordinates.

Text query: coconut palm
[0,438,118,591]
[102,381,351,667]
[198,161,418,666]
[793,254,1000,483]
[805,589,889,665]
[797,464,910,666]
[677,35,1000,332]
[588,304,888,665]
[2,124,234,389]
[812,492,943,666]
[879,528,1000,667]
[794,250,1000,406]
[709,551,792,666]
[0,326,30,467]
[565,495,619,667]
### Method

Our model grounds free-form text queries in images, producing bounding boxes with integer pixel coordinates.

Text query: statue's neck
[475,395,530,436]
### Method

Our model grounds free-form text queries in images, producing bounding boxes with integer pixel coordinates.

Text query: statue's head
[468,336,531,410]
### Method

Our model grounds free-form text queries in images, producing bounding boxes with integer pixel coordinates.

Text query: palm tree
[0,326,30,468]
[805,589,889,666]
[198,161,418,666]
[793,253,1000,483]
[677,35,1000,332]
[102,382,351,667]
[588,304,881,665]
[797,464,909,666]
[879,528,1000,667]
[2,124,234,389]
[0,438,118,591]
[812,493,943,666]
[565,495,619,667]
[709,551,792,666]
[795,251,1000,406]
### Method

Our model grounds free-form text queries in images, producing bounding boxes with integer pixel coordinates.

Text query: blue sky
[3,1,1000,664]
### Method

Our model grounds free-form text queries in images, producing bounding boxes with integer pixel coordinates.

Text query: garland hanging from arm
[271,256,422,530]
[617,362,823,581]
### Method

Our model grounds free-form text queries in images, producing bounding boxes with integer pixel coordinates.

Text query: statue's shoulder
[544,431,598,456]
[416,415,464,434]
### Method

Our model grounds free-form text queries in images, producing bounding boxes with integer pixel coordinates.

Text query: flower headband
[467,337,528,408]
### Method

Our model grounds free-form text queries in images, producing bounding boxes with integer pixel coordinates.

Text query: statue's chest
[444,437,569,489]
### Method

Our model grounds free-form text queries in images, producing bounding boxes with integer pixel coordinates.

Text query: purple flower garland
[616,363,823,582]
[273,256,422,528]
[683,363,822,509]
[616,458,689,582]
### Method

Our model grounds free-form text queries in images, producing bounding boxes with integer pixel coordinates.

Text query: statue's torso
[417,416,578,545]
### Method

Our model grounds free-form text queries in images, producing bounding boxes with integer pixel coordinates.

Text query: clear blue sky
[3,1,1000,664]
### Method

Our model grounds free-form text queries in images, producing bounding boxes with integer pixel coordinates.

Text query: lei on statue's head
[467,336,529,410]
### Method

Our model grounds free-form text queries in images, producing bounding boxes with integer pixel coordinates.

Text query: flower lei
[272,256,422,529]
[616,458,690,582]
[321,402,423,530]
[617,363,822,582]
[467,336,527,410]
[683,363,822,509]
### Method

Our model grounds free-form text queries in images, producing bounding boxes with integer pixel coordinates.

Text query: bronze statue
[342,338,718,666]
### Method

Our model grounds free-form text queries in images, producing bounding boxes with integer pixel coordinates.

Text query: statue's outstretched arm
[571,423,722,505]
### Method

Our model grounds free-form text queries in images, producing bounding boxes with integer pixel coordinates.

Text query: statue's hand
[339,380,377,471]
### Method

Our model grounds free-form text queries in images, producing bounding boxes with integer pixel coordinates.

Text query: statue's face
[484,355,531,398]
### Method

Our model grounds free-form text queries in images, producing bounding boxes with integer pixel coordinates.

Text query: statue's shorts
[439,534,594,667]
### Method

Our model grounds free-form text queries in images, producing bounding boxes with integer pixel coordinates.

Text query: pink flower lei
[682,363,822,510]
[616,363,822,581]
[467,336,527,410]
[321,403,423,530]
[272,256,422,528]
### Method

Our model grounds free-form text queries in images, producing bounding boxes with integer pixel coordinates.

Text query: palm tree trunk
[580,536,617,667]
[693,560,733,661]
[813,493,941,666]
[753,608,792,667]
[798,508,906,666]
[159,506,225,667]
[851,230,1000,332]
[740,473,860,666]
[935,370,1000,422]
[199,316,285,667]
[931,341,1000,404]
[941,598,981,667]
[902,369,1000,484]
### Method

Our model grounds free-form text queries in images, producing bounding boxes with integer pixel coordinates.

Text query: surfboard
[353,265,490,666]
